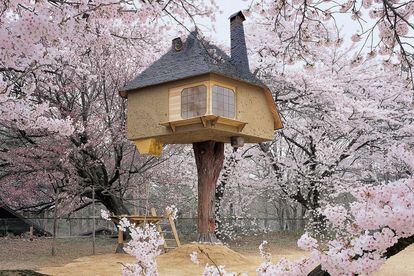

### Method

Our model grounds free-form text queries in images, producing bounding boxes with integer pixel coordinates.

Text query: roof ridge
[121,31,266,92]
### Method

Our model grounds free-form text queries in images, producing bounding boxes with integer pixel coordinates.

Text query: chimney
[172,37,183,52]
[229,11,249,72]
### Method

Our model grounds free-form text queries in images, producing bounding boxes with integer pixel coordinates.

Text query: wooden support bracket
[160,115,247,133]
[200,116,207,127]
[169,122,176,132]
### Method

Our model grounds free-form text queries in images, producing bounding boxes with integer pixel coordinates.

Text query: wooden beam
[165,208,181,247]
[115,226,124,253]
[160,115,247,133]
[151,208,168,250]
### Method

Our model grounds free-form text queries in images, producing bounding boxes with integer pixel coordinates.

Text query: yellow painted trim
[209,81,236,92]
[133,138,163,156]
[168,81,210,91]
[207,80,212,114]
[160,115,247,132]
[264,88,283,130]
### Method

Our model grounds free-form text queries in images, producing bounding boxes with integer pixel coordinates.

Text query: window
[181,85,207,119]
[212,85,235,118]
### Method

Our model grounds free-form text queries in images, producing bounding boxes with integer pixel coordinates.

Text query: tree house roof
[120,31,267,93]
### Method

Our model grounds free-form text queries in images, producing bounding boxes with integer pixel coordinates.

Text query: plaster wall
[126,75,210,140]
[210,74,275,140]
[126,73,275,143]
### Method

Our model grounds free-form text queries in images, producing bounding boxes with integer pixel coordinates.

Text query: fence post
[52,190,59,256]
[68,216,72,236]
[92,184,96,255]
[29,226,33,241]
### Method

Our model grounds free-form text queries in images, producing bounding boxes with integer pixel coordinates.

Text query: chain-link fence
[0,217,115,237]
[1,216,305,238]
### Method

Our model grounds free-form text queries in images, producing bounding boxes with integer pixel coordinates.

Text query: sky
[208,0,250,45]
[198,0,361,49]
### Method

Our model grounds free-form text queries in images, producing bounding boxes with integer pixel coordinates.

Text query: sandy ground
[37,244,309,276]
[1,235,414,275]
[37,243,414,276]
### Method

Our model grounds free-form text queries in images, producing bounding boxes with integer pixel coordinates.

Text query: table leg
[116,227,124,253]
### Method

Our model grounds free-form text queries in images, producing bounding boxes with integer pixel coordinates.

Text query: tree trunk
[96,190,130,215]
[193,141,225,243]
[94,189,130,253]
[215,154,236,239]
[308,265,330,276]
[383,233,414,259]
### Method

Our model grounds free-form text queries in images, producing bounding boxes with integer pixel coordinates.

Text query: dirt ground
[1,234,413,275]
[0,236,115,271]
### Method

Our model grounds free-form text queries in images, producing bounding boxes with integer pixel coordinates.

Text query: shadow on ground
[0,270,48,276]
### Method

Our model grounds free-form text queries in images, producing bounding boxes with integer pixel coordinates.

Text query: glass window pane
[212,85,235,118]
[181,85,207,119]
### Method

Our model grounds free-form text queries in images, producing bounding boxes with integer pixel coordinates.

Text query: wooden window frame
[211,84,236,119]
[180,85,208,119]
[168,80,237,121]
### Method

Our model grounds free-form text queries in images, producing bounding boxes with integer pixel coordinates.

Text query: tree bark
[96,189,130,215]
[94,189,129,253]
[215,154,236,239]
[308,265,330,276]
[193,141,224,243]
[383,233,414,259]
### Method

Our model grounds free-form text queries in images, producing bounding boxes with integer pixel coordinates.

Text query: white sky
[198,0,360,49]
[207,0,250,45]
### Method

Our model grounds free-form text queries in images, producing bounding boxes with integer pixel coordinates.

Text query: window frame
[180,84,208,119]
[168,80,238,122]
[211,84,236,119]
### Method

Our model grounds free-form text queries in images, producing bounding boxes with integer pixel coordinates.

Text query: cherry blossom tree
[241,5,414,273]
[249,43,413,228]
[0,0,217,214]
[1,1,413,275]
[246,0,414,88]
[101,210,164,276]
[302,145,414,275]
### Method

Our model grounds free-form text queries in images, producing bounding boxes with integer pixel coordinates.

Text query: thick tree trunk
[96,189,130,215]
[95,189,130,253]
[215,154,236,239]
[193,141,224,243]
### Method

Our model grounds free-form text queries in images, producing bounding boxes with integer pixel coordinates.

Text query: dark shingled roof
[121,31,266,92]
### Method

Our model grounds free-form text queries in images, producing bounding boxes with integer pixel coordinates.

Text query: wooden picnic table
[109,209,181,253]
[110,215,165,225]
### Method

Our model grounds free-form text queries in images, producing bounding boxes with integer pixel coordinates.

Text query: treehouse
[120,11,282,156]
